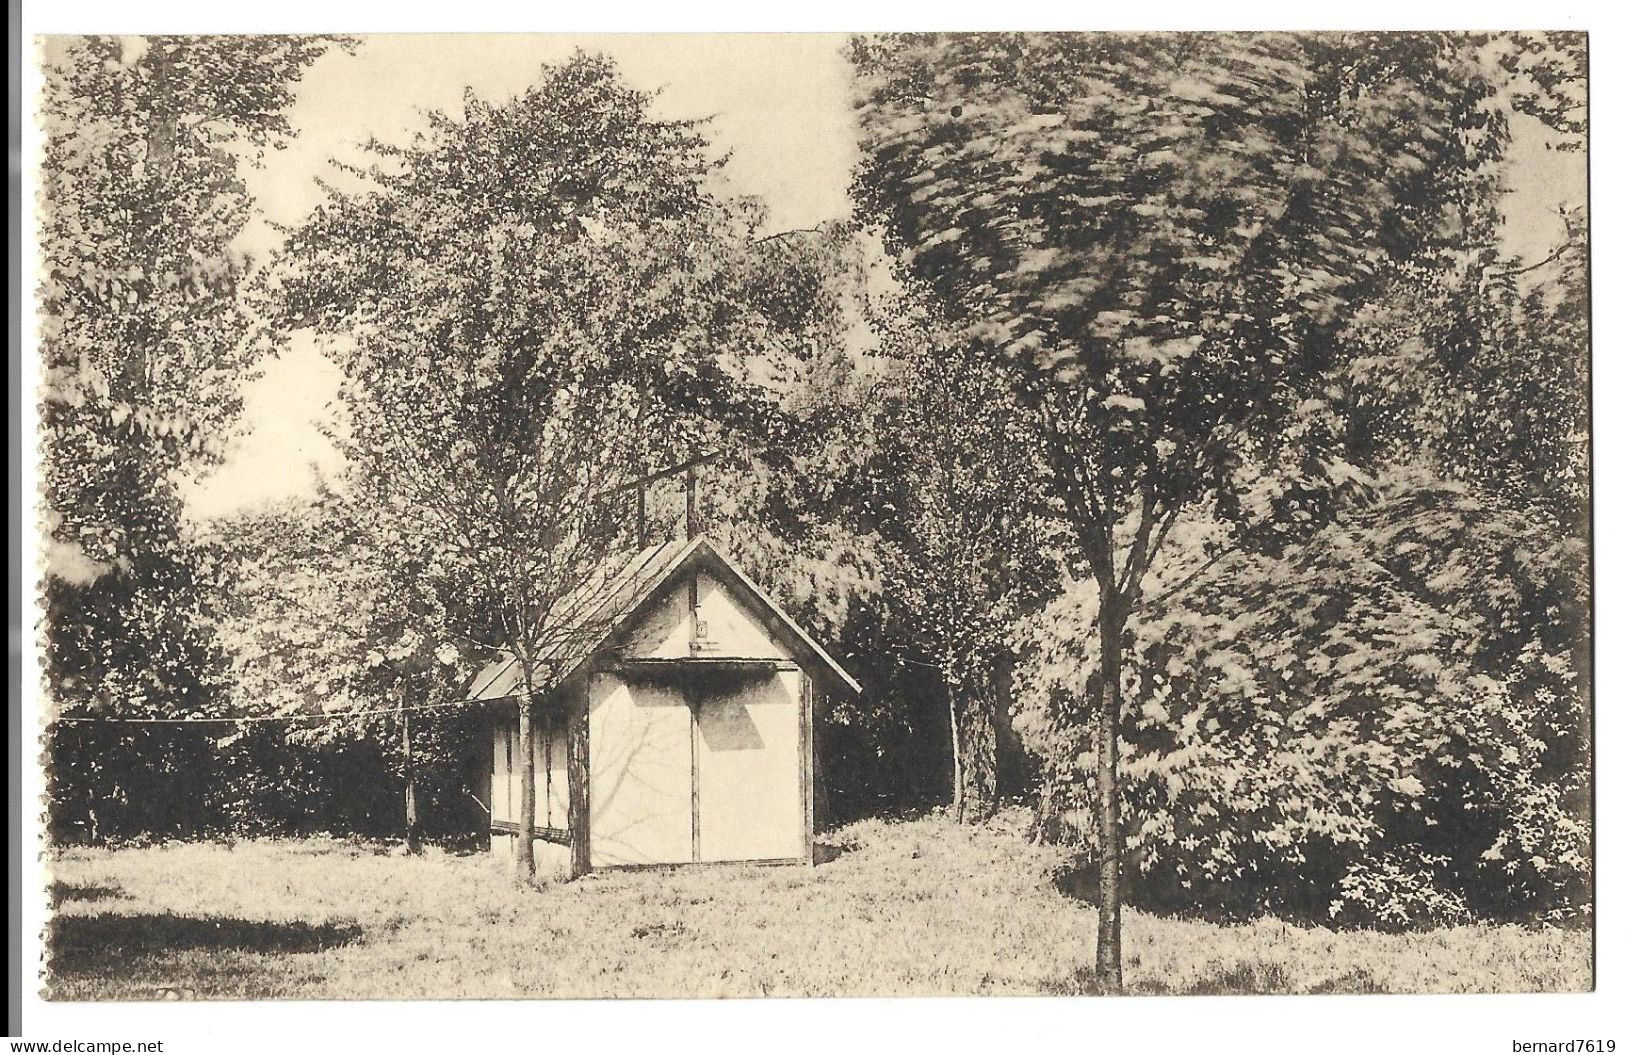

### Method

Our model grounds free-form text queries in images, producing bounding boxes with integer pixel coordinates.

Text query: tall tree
[866,326,1054,822]
[272,53,812,880]
[698,223,1055,824]
[37,35,347,836]
[209,495,468,850]
[852,31,1513,986]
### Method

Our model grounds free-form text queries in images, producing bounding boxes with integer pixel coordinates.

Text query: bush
[1332,851,1471,930]
[47,708,489,847]
[1013,469,1590,926]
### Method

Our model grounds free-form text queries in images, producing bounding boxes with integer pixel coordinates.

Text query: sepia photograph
[22,21,1594,1019]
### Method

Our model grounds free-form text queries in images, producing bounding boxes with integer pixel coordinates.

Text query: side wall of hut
[489,707,572,834]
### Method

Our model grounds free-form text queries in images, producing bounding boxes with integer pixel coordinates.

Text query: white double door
[590,669,804,867]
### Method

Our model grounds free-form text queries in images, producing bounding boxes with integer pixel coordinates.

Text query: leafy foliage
[851,31,1508,577]
[1498,31,1588,145]
[38,35,348,839]
[39,34,345,710]
[850,32,1590,956]
[688,228,1058,823]
[1339,212,1589,535]
[1014,469,1589,926]
[268,53,821,688]
[1440,213,1589,532]
[865,326,1056,819]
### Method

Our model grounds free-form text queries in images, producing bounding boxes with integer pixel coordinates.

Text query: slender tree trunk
[946,679,963,819]
[402,709,422,854]
[947,671,999,825]
[957,681,999,824]
[515,689,538,881]
[1094,600,1126,992]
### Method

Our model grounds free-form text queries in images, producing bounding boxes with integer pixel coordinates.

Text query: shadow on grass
[1040,961,1389,996]
[48,912,363,979]
[1051,858,1336,929]
[48,881,129,909]
[813,838,859,866]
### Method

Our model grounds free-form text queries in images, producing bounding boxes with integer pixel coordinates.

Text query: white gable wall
[617,569,793,662]
[618,581,690,658]
[695,570,784,658]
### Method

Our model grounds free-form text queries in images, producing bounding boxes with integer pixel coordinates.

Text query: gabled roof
[466,537,861,703]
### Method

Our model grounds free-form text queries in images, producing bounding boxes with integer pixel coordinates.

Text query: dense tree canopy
[851,30,1586,982]
[40,34,346,715]
[38,34,349,840]
[270,52,829,666]
[1015,467,1589,927]
[268,52,845,875]
[851,32,1509,572]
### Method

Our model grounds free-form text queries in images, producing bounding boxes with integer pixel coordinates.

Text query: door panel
[695,670,804,862]
[589,675,694,867]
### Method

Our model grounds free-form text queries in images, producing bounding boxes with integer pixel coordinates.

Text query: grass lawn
[44,811,1590,1000]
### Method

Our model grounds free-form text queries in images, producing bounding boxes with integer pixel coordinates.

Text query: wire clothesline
[51,695,490,725]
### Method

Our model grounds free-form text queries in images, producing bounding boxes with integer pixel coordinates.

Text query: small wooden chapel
[467,535,861,877]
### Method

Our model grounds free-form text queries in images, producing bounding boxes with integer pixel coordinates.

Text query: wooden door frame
[567,679,591,879]
[801,670,815,865]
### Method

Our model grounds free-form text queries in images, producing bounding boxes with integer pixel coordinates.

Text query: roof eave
[462,535,863,704]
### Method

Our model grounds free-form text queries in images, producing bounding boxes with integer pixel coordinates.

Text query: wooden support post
[567,692,591,879]
[685,467,698,539]
[543,709,553,830]
[801,673,815,865]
